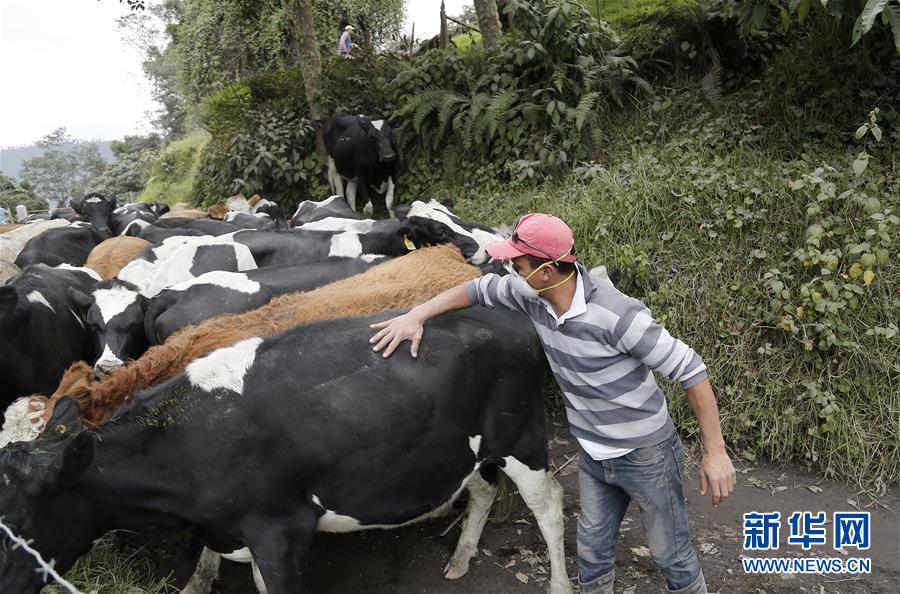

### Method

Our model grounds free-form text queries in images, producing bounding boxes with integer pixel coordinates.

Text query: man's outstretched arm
[369,284,471,358]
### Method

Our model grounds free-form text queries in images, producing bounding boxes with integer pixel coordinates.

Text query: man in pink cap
[370,213,734,594]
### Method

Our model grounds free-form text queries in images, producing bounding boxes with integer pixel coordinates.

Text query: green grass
[415,82,899,492]
[138,131,210,207]
[586,0,700,26]
[41,534,175,594]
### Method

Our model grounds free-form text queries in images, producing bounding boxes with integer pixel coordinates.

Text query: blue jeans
[577,429,705,593]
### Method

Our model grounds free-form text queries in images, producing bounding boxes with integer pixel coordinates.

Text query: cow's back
[119,308,545,526]
[86,236,151,280]
[15,225,109,268]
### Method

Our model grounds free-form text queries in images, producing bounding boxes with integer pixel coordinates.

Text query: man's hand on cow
[369,312,425,358]
[698,448,736,507]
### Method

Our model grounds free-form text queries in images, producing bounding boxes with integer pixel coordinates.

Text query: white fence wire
[0,516,93,594]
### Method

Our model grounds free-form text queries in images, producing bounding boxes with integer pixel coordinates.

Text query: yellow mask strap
[536,270,575,293]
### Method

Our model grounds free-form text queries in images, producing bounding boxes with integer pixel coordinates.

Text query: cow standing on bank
[324,114,398,218]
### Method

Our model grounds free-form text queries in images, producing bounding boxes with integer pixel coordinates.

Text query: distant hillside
[0,141,115,180]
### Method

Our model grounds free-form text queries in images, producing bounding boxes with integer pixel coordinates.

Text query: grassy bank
[138,132,209,206]
[428,82,898,491]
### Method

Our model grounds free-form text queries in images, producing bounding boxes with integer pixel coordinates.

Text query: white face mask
[507,261,576,300]
[508,268,539,299]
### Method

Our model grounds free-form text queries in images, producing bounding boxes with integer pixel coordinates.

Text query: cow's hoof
[548,579,573,594]
[443,559,470,580]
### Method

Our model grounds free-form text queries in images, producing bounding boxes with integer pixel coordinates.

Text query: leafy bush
[192,70,325,208]
[91,134,162,202]
[388,0,649,186]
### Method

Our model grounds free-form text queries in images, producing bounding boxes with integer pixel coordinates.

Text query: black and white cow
[14,224,111,268]
[144,259,378,344]
[290,195,366,226]
[110,203,167,236]
[325,114,398,218]
[80,259,379,376]
[402,200,508,265]
[0,309,570,594]
[138,216,272,244]
[253,200,287,226]
[67,279,149,376]
[73,193,117,232]
[50,207,78,222]
[0,264,100,408]
[222,212,278,231]
[117,233,259,298]
[229,217,454,267]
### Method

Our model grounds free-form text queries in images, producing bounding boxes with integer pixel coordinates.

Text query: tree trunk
[473,0,503,52]
[286,0,326,153]
[440,1,449,48]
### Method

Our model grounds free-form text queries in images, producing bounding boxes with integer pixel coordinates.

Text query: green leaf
[855,124,869,139]
[796,0,811,22]
[751,3,768,31]
[852,0,889,46]
[780,6,791,29]
[852,156,869,176]
[872,125,883,141]
[886,5,900,53]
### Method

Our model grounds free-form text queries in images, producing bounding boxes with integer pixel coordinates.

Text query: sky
[0,0,471,149]
[0,0,158,148]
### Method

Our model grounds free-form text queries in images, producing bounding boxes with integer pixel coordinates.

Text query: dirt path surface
[142,416,898,594]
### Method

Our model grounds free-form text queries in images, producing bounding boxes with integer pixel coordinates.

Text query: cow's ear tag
[403,235,417,251]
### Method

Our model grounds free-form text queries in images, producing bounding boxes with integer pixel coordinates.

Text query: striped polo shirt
[463,264,708,455]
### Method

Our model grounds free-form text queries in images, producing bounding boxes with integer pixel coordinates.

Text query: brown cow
[85,236,151,280]
[160,203,209,219]
[12,245,478,434]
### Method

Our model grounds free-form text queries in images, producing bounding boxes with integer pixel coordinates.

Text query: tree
[20,128,108,208]
[473,0,503,51]
[92,134,162,200]
[0,174,46,214]
[287,0,326,152]
[117,0,186,138]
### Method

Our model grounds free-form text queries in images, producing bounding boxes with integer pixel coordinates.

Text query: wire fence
[0,516,92,594]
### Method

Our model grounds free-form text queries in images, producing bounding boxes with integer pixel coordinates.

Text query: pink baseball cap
[487,213,577,263]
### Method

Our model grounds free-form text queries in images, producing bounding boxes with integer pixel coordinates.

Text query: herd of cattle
[0,116,572,594]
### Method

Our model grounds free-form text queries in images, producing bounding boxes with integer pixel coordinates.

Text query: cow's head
[79,193,116,233]
[69,279,148,377]
[403,200,506,265]
[151,201,170,216]
[0,398,99,594]
[360,117,396,163]
[399,217,481,260]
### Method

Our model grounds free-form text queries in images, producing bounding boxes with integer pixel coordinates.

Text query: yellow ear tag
[403,235,417,251]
